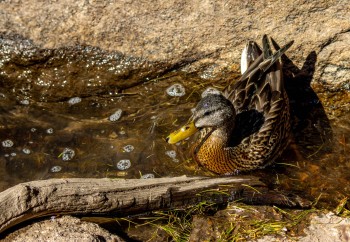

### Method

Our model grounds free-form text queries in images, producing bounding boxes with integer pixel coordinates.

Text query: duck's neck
[210,125,234,146]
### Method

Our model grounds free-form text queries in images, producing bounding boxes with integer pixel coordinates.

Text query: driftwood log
[0,176,310,234]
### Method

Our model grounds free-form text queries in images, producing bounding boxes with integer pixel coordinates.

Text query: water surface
[0,40,349,210]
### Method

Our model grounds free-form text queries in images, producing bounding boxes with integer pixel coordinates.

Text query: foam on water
[22,148,31,154]
[123,145,134,152]
[51,166,62,173]
[141,173,155,179]
[109,109,122,121]
[166,83,186,97]
[2,139,14,147]
[61,148,75,161]
[68,97,82,105]
[117,159,131,170]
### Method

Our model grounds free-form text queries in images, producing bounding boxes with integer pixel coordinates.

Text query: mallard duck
[166,35,294,175]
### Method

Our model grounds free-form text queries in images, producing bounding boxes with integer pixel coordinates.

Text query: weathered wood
[0,176,310,234]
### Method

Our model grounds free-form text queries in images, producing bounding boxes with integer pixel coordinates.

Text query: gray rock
[2,216,124,242]
[0,0,349,88]
[299,212,350,242]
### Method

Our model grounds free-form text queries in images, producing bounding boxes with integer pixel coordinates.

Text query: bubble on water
[2,139,14,147]
[22,148,31,154]
[201,87,221,98]
[165,150,177,159]
[30,128,37,132]
[0,93,6,99]
[20,99,30,105]
[119,130,126,135]
[165,150,179,162]
[109,109,122,122]
[68,97,82,105]
[60,148,75,161]
[117,159,131,170]
[4,154,9,157]
[10,153,16,157]
[46,128,54,134]
[166,83,186,97]
[123,145,134,152]
[51,166,62,173]
[141,173,155,179]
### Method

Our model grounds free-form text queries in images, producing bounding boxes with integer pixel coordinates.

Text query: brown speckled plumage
[191,35,293,174]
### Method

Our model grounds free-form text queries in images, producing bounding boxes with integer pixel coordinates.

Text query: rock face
[299,212,350,242]
[0,0,349,89]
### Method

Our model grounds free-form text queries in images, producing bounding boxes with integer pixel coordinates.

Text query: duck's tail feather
[262,34,273,60]
[259,38,294,73]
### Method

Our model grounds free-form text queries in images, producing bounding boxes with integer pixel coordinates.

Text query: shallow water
[0,39,349,210]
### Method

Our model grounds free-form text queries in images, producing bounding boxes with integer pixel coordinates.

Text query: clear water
[0,41,349,210]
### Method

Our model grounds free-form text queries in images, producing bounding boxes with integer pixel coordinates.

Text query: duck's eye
[203,111,211,116]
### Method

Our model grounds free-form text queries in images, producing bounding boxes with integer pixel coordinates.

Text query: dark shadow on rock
[0,32,217,102]
[251,39,334,194]
[271,38,333,157]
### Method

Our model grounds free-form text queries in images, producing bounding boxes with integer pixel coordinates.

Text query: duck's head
[166,94,235,144]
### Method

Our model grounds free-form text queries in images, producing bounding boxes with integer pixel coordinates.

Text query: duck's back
[222,36,293,167]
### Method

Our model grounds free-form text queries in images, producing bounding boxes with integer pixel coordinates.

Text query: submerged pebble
[117,159,131,170]
[141,173,155,179]
[51,166,62,173]
[166,83,186,97]
[2,139,14,147]
[123,145,134,152]
[61,148,75,161]
[109,109,122,121]
[68,97,82,105]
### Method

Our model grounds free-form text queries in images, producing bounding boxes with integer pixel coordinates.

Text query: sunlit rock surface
[0,0,349,89]
[2,216,124,242]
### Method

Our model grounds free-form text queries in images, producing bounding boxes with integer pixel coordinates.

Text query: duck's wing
[223,35,293,114]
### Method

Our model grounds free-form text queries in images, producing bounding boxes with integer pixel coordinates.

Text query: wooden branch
[0,176,310,234]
